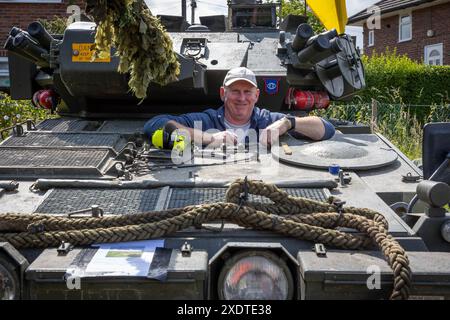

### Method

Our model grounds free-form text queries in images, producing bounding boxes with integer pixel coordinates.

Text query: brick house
[348,0,450,65]
[0,0,86,88]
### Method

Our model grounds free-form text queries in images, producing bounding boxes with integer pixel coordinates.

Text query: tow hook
[181,242,193,257]
[57,241,74,256]
[313,243,327,257]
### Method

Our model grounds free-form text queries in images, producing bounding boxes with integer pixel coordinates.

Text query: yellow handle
[151,128,165,149]
[306,0,348,34]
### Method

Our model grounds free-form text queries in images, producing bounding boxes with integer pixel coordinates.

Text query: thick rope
[0,178,410,299]
[225,179,388,227]
[0,207,192,232]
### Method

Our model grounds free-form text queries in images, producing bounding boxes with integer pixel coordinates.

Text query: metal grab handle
[66,205,104,218]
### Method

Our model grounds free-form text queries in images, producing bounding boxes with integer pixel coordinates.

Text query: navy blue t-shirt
[144,106,335,141]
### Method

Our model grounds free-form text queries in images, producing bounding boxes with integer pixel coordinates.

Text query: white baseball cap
[223,67,257,87]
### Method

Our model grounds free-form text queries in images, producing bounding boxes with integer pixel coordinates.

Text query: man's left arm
[263,115,335,142]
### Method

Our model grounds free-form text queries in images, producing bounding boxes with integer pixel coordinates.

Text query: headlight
[0,254,19,300]
[218,251,293,300]
[442,220,450,243]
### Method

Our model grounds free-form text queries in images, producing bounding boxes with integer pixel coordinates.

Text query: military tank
[0,0,449,301]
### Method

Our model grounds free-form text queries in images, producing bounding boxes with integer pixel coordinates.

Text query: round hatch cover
[272,133,398,170]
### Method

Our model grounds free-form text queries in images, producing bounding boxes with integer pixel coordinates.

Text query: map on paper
[84,240,165,276]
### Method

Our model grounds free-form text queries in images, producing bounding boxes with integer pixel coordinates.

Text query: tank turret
[4,1,364,116]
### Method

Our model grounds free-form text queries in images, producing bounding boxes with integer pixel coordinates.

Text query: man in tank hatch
[144,67,335,148]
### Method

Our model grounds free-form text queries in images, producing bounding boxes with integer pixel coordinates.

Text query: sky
[345,0,380,49]
[145,0,380,49]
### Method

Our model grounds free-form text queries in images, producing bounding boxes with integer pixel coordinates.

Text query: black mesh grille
[167,187,329,209]
[35,188,162,215]
[2,132,125,152]
[283,188,329,202]
[99,120,147,134]
[36,119,88,132]
[35,187,329,215]
[168,188,226,209]
[0,148,109,167]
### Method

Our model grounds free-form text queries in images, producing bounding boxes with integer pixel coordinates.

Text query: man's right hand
[204,131,238,147]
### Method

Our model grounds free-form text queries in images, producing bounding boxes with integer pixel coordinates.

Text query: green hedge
[0,92,54,136]
[358,49,450,107]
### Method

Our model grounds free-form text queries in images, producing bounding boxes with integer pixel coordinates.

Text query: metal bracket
[26,120,37,131]
[117,144,138,159]
[57,241,74,256]
[333,200,346,212]
[12,125,24,137]
[338,169,351,186]
[67,205,104,218]
[313,243,327,257]
[332,199,346,229]
[181,38,208,59]
[0,119,35,140]
[181,242,193,257]
[343,173,352,184]
[91,205,104,218]
[0,181,19,192]
[239,176,249,205]
[402,172,422,183]
[114,162,132,180]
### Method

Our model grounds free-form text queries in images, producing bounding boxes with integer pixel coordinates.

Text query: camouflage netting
[86,0,180,99]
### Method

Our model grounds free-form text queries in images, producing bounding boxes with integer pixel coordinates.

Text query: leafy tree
[39,16,68,34]
[268,0,324,33]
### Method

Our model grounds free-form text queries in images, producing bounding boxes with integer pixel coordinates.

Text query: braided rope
[0,207,192,232]
[226,179,388,228]
[0,178,410,299]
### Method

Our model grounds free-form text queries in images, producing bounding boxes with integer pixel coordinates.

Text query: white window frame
[0,57,8,73]
[424,43,443,66]
[368,30,374,47]
[0,57,9,89]
[0,0,62,3]
[399,13,412,42]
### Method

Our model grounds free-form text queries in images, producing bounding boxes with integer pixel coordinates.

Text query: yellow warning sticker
[72,43,111,63]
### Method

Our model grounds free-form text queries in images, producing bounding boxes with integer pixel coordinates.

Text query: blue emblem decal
[264,78,279,95]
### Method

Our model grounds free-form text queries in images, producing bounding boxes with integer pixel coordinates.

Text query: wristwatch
[284,115,296,130]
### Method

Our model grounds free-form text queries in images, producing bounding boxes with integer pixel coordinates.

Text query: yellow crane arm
[306,0,348,34]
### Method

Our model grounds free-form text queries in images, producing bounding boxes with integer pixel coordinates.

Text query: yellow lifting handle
[151,128,165,149]
[306,0,348,34]
[172,135,186,156]
[151,128,187,156]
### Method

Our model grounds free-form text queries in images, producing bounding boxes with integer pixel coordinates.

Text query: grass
[315,92,449,160]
